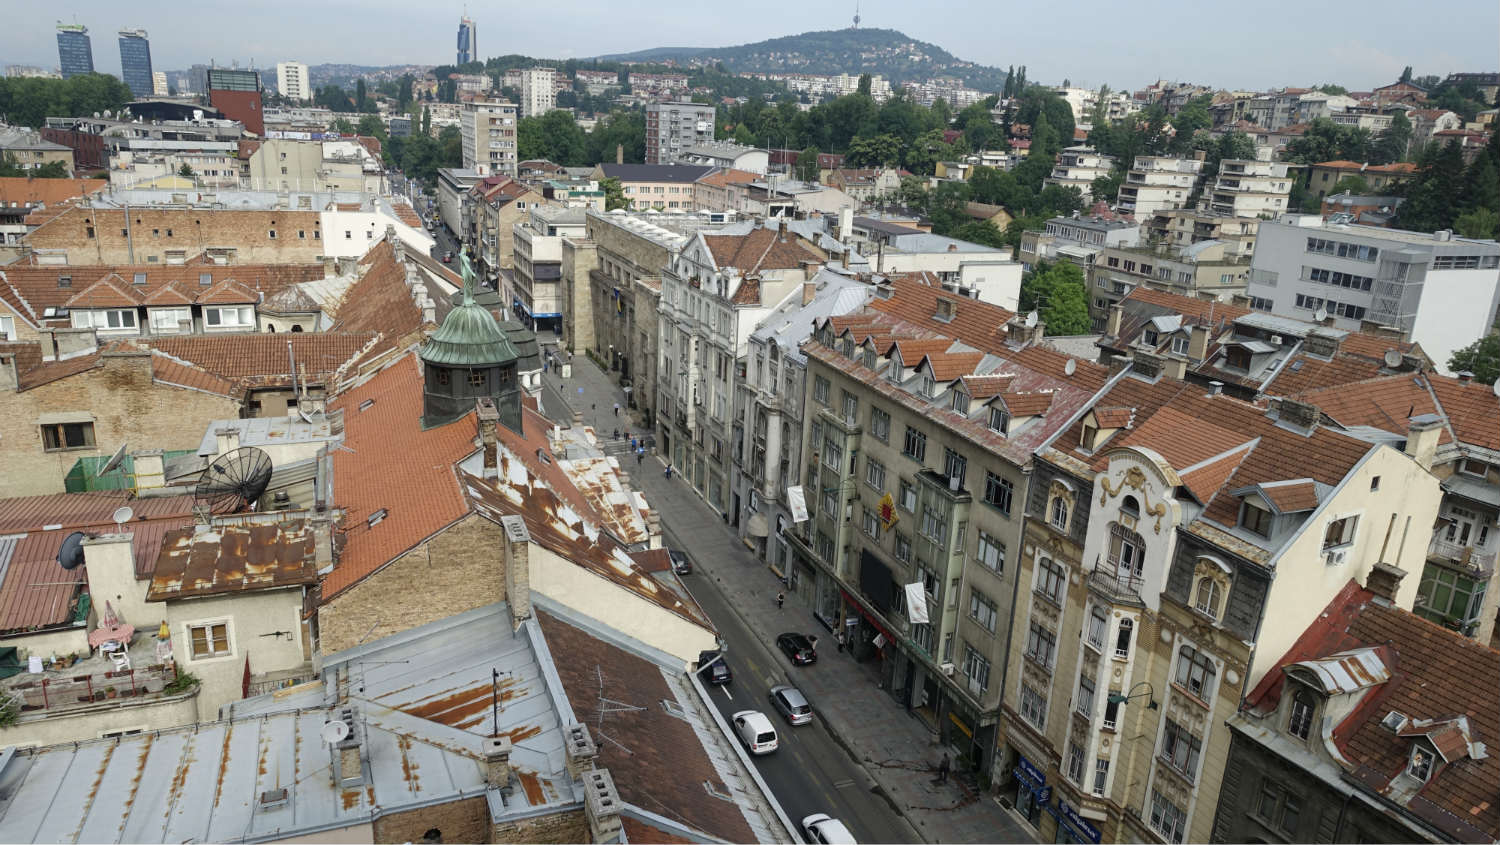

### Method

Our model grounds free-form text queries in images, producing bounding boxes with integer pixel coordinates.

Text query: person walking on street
[836,631,845,653]
[775,592,785,610]
[936,754,951,784]
[636,447,645,466]
[664,464,673,479]
[613,403,620,416]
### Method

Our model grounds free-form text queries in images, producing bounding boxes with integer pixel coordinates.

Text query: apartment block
[1045,147,1115,202]
[1202,160,1292,218]
[1088,241,1250,330]
[1146,209,1259,258]
[1018,213,1140,273]
[459,98,518,177]
[518,67,556,118]
[511,204,585,336]
[1115,156,1203,218]
[645,101,716,165]
[275,61,310,101]
[1246,215,1500,370]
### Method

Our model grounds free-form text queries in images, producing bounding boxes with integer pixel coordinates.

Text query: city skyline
[8,0,1498,93]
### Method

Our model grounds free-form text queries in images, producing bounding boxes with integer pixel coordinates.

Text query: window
[1323,515,1358,549]
[1149,789,1187,843]
[1092,758,1110,796]
[1408,746,1433,782]
[898,479,917,512]
[1174,645,1216,700]
[205,306,255,328]
[1193,578,1223,620]
[920,505,947,545]
[1161,718,1203,779]
[943,449,967,487]
[822,438,843,472]
[1025,621,1056,669]
[951,391,970,414]
[1240,499,1272,538]
[969,591,997,633]
[468,370,487,388]
[976,532,1004,573]
[869,406,890,442]
[188,622,231,658]
[149,307,191,332]
[862,507,881,538]
[1103,697,1120,730]
[1077,674,1095,716]
[902,427,927,462]
[1066,740,1086,784]
[984,472,1013,514]
[813,375,829,404]
[72,308,137,330]
[815,531,834,563]
[841,390,858,422]
[1171,335,1190,355]
[988,406,1010,434]
[960,645,991,695]
[1036,558,1065,604]
[1108,524,1144,580]
[1049,495,1069,530]
[1020,683,1047,729]
[1086,605,1107,650]
[1114,618,1133,659]
[865,458,886,491]
[1459,458,1489,477]
[41,421,95,451]
[1287,688,1315,740]
[894,532,911,562]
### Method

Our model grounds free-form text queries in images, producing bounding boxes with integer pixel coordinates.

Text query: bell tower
[419,255,521,431]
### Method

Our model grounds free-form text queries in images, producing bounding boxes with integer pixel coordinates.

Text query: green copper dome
[420,302,519,366]
[498,319,541,372]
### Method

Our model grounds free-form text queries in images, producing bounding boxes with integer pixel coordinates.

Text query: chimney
[336,255,357,276]
[476,397,500,477]
[500,515,531,629]
[564,723,599,781]
[311,516,334,571]
[615,144,623,165]
[334,706,364,788]
[0,353,18,392]
[1456,370,1474,383]
[839,207,853,243]
[643,509,663,548]
[38,328,98,362]
[1162,356,1187,380]
[131,449,165,491]
[1304,327,1342,358]
[483,736,513,789]
[1105,303,1124,338]
[1193,149,1207,162]
[1230,293,1251,308]
[1365,561,1406,607]
[322,254,336,276]
[1278,397,1321,430]
[1188,324,1210,361]
[404,263,419,290]
[81,533,148,634]
[582,769,623,843]
[1403,413,1443,471]
[802,281,816,306]
[778,216,788,241]
[214,425,241,456]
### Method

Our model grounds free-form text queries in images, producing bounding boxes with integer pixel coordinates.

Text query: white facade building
[1115,155,1203,217]
[1203,159,1292,218]
[1045,146,1115,201]
[459,99,518,176]
[275,61,310,102]
[519,67,557,118]
[1246,215,1500,372]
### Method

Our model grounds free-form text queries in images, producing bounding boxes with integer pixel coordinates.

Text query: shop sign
[1056,799,1103,844]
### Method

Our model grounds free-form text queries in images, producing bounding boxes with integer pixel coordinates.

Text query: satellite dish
[1383,349,1401,368]
[98,442,128,477]
[1024,310,1039,328]
[1492,379,1500,399]
[1065,358,1077,376]
[320,719,350,745]
[193,446,273,520]
[1313,306,1328,323]
[111,506,133,528]
[57,532,87,571]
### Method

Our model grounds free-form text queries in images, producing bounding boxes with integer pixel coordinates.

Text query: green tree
[1372,111,1412,164]
[421,106,431,136]
[600,177,629,211]
[1021,261,1091,335]
[0,73,133,127]
[795,146,822,182]
[1397,140,1467,232]
[355,79,369,112]
[1329,175,1370,195]
[857,73,872,97]
[1447,333,1500,385]
[1455,208,1499,239]
[330,117,356,135]
[1091,170,1123,205]
[1400,66,1413,83]
[844,133,903,167]
[1284,118,1372,165]
[177,163,195,179]
[356,114,387,142]
[952,220,1007,248]
[1459,154,1500,215]
[0,155,70,178]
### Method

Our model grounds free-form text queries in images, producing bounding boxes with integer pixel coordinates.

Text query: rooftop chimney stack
[500,515,532,629]
[483,736,513,789]
[582,769,623,843]
[1403,413,1443,471]
[476,397,500,478]
[1365,561,1406,607]
[564,723,599,781]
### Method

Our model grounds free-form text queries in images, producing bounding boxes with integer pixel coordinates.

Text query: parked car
[698,649,731,684]
[731,710,778,755]
[802,814,856,844]
[669,549,691,575]
[776,632,818,665]
[769,684,812,725]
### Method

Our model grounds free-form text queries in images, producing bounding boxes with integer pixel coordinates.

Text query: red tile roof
[327,240,427,358]
[702,227,823,275]
[1428,377,1500,452]
[322,355,478,599]
[195,278,259,305]
[0,264,326,317]
[1245,582,1500,841]
[1000,390,1055,417]
[922,351,984,382]
[150,333,375,386]
[0,177,106,208]
[64,274,144,308]
[1259,479,1320,513]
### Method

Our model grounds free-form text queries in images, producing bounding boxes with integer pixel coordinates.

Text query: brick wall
[492,808,589,844]
[27,207,326,265]
[318,514,507,653]
[372,795,490,844]
[0,350,239,497]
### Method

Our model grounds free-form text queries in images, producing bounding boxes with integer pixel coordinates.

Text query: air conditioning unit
[1324,549,1345,566]
[940,662,956,677]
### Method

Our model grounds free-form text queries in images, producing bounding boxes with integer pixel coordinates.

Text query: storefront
[1047,798,1103,845]
[1012,754,1049,829]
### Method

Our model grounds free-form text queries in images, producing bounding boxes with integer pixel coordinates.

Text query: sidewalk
[540,359,1035,845]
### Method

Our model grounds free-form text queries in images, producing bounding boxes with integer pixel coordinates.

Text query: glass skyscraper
[456,16,476,66]
[118,29,153,98]
[56,24,94,79]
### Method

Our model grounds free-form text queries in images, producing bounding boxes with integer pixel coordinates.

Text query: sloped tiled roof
[0,264,326,317]
[0,177,106,208]
[64,274,144,308]
[702,227,822,275]
[322,355,478,599]
[1428,377,1500,452]
[1000,390,1055,417]
[1258,479,1320,513]
[922,351,985,382]
[149,333,374,385]
[960,374,1015,398]
[195,278,259,305]
[327,240,427,359]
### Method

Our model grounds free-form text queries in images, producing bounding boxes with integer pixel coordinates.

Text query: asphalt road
[675,540,917,845]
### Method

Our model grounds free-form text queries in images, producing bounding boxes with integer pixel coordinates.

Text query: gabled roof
[0,264,326,317]
[146,520,318,601]
[0,177,106,208]
[1257,478,1321,513]
[194,278,258,305]
[701,226,822,276]
[326,240,429,359]
[149,333,374,388]
[64,274,144,309]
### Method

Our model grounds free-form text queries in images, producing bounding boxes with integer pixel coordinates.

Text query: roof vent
[358,398,375,411]
[367,508,388,527]
[1382,711,1408,733]
[258,788,289,809]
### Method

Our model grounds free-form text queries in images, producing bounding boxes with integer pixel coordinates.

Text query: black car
[669,549,691,575]
[776,633,818,665]
[698,649,731,684]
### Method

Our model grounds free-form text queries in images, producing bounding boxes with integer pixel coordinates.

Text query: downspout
[124,202,134,263]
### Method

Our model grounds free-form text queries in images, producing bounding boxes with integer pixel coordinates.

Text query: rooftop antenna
[593,665,645,754]
[111,506,133,529]
[490,668,512,738]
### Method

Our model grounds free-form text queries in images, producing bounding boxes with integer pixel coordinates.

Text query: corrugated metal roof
[0,492,195,536]
[1291,646,1390,694]
[146,520,318,601]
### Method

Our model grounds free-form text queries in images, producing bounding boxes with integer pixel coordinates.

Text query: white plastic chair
[108,649,131,672]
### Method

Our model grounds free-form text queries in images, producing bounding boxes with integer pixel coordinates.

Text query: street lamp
[1107,681,1157,710]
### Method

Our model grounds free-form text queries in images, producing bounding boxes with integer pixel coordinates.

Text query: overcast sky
[10,0,1496,92]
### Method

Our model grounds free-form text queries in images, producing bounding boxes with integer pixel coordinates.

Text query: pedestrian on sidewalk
[613,403,620,416]
[613,428,620,440]
[935,754,951,784]
[836,631,845,653]
[775,592,785,610]
[664,464,673,479]
[636,447,645,466]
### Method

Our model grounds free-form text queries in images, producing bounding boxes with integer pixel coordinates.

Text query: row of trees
[516,108,646,166]
[1396,131,1500,238]
[0,73,133,128]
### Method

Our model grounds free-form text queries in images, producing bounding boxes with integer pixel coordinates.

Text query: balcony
[1429,537,1497,575]
[4,660,187,718]
[1088,555,1145,604]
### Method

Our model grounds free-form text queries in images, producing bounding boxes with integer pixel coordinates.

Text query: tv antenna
[193,446,273,521]
[593,665,645,754]
[57,532,88,571]
[1382,349,1401,368]
[1024,310,1039,328]
[97,442,128,477]
[852,0,861,28]
[1313,305,1328,323]
[1064,358,1077,376]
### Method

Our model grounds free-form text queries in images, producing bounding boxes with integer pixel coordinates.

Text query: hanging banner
[787,485,809,522]
[904,582,929,624]
[878,491,899,528]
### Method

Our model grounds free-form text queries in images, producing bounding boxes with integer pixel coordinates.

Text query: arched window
[1108,523,1145,578]
[1121,495,1140,520]
[1288,688,1315,740]
[1050,495,1069,531]
[1194,577,1224,620]
[1174,644,1217,700]
[290,324,304,332]
[266,324,277,333]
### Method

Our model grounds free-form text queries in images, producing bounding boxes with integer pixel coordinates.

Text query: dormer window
[1143,329,1159,346]
[841,338,855,357]
[1080,420,1099,450]
[1193,577,1223,620]
[951,391,970,414]
[1050,496,1070,531]
[1171,335,1190,356]
[1287,688,1315,740]
[1407,746,1433,782]
[863,348,876,369]
[920,374,936,397]
[988,406,1010,434]
[1240,499,1272,538]
[1225,346,1251,371]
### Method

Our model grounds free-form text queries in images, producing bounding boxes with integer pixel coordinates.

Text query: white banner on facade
[905,582,929,625]
[787,485,809,522]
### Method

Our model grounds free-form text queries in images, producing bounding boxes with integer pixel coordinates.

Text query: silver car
[769,684,812,725]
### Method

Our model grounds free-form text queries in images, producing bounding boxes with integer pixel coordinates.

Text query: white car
[731,709,778,755]
[802,813,857,844]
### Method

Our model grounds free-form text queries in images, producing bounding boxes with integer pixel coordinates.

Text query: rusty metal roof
[146,520,318,601]
[1290,646,1390,694]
